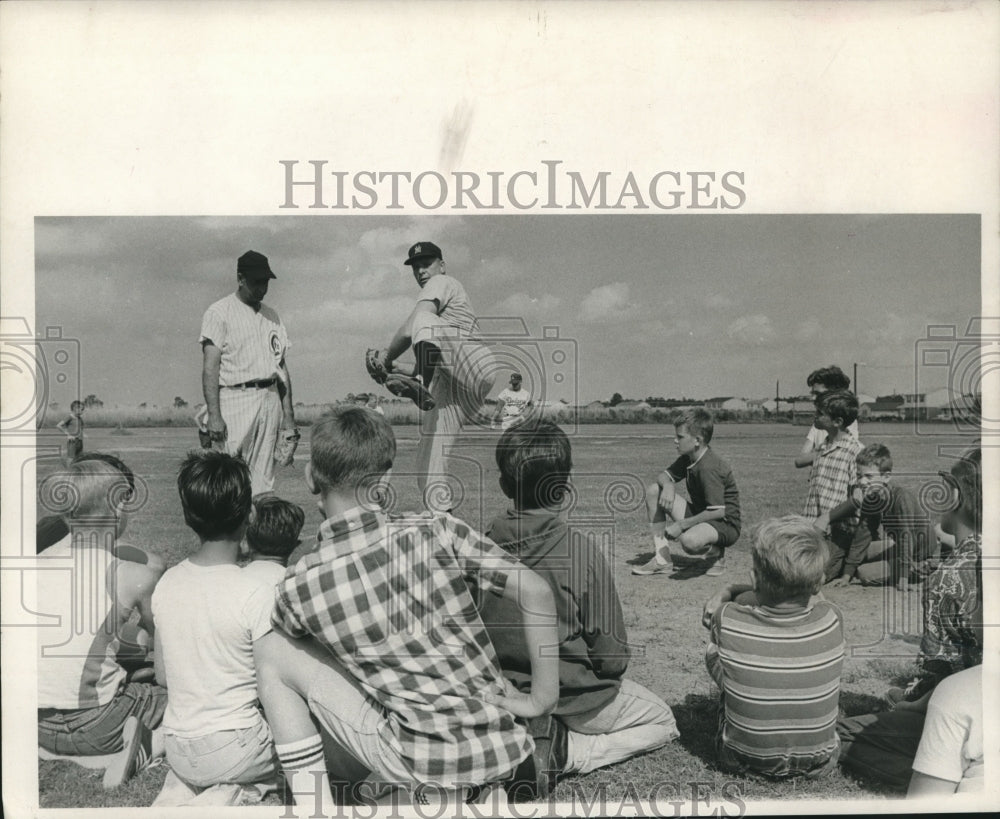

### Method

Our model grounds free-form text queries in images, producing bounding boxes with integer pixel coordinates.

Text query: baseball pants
[218,385,282,495]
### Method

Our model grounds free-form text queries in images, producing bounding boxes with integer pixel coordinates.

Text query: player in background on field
[253,406,560,808]
[814,443,937,590]
[491,372,532,430]
[701,516,845,778]
[56,399,85,465]
[802,390,863,584]
[244,496,305,587]
[152,451,281,802]
[37,459,167,789]
[200,250,297,496]
[794,366,859,469]
[479,421,678,799]
[634,409,741,577]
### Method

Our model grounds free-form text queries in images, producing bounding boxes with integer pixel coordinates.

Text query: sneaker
[507,715,568,801]
[102,716,152,789]
[705,549,727,577]
[384,374,435,411]
[631,554,673,576]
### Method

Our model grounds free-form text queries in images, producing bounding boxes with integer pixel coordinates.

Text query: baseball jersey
[199,293,290,386]
[497,387,530,420]
[417,275,481,338]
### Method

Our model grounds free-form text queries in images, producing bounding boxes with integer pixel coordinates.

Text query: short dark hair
[310,406,395,493]
[816,389,859,428]
[70,400,85,412]
[751,515,828,603]
[247,496,305,559]
[856,443,892,473]
[177,450,252,540]
[676,408,714,444]
[496,421,572,509]
[806,366,851,391]
[73,451,136,500]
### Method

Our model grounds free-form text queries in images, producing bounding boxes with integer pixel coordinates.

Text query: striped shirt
[272,507,532,785]
[709,599,845,777]
[199,293,290,386]
[803,434,863,519]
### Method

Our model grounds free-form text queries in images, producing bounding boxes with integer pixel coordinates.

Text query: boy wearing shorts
[635,409,741,577]
[152,451,280,795]
[702,516,845,778]
[37,459,166,788]
[253,406,562,808]
[480,421,678,798]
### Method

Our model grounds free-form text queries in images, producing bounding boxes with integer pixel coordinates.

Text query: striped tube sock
[275,735,331,809]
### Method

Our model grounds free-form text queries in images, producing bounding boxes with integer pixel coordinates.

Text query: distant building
[703,397,747,412]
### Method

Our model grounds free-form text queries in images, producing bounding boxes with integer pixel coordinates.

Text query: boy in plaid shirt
[802,390,863,584]
[254,406,560,808]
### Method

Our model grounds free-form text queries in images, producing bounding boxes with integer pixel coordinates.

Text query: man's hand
[207,411,227,443]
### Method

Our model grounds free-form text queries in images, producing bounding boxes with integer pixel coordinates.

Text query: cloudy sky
[35,214,980,407]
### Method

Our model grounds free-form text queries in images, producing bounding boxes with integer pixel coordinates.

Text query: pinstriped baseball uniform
[200,293,289,494]
[410,275,495,504]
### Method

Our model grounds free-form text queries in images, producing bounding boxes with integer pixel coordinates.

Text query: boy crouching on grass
[151,452,281,801]
[635,408,741,577]
[815,443,936,591]
[253,406,561,808]
[702,516,845,778]
[480,421,679,798]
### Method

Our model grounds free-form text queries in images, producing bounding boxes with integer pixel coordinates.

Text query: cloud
[491,291,562,316]
[727,314,776,345]
[795,317,822,341]
[579,282,637,323]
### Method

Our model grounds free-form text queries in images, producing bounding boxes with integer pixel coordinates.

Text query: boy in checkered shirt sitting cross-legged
[254,406,561,808]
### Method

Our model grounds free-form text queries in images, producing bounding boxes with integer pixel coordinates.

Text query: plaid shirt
[803,434,863,519]
[273,507,532,785]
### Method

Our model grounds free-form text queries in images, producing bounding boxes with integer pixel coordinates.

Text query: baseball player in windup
[367,241,496,510]
[200,250,299,497]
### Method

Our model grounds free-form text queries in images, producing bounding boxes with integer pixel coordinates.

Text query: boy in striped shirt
[702,516,845,778]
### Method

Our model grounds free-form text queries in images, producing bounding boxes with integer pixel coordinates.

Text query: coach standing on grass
[200,250,296,496]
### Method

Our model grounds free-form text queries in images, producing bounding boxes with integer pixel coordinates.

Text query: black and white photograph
[2,3,997,817]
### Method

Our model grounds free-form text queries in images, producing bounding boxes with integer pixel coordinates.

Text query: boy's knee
[678,527,718,554]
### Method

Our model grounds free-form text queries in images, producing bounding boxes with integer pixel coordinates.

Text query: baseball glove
[274,427,301,467]
[365,348,390,385]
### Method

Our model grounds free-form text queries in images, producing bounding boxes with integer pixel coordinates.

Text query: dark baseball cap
[404,242,443,266]
[237,250,277,279]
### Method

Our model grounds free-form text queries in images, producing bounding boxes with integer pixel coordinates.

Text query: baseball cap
[237,250,277,279]
[403,242,443,266]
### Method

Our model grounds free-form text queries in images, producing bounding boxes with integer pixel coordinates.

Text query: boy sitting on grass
[37,459,167,789]
[480,421,678,799]
[253,406,561,808]
[815,443,936,590]
[151,451,280,798]
[702,515,845,778]
[635,408,741,577]
[801,390,863,584]
[243,495,305,586]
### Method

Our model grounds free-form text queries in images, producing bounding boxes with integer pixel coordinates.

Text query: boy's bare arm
[488,567,560,718]
[795,439,818,469]
[701,583,753,629]
[153,630,167,688]
[117,561,160,636]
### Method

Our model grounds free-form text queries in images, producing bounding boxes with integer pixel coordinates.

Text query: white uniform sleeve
[418,274,457,314]
[200,304,227,348]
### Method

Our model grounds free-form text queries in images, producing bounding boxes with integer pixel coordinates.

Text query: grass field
[33,421,976,811]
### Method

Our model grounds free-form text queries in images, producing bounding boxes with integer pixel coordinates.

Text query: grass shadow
[670,693,720,766]
[838,690,886,717]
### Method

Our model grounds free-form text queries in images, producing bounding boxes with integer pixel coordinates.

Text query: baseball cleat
[385,374,435,411]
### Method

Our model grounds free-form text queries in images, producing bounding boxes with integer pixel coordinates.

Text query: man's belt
[223,377,277,390]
